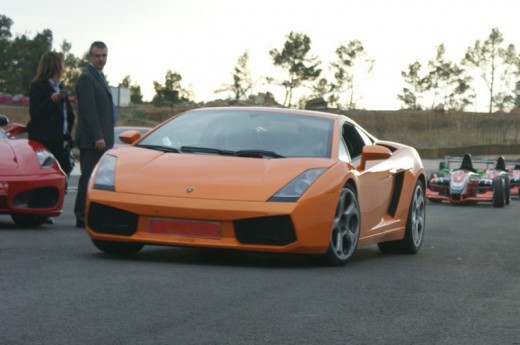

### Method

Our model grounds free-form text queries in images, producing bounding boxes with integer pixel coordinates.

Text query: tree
[425,44,474,111]
[398,61,426,110]
[399,45,475,111]
[269,31,321,107]
[119,75,143,104]
[309,77,336,105]
[0,15,55,95]
[215,51,252,103]
[6,29,52,94]
[0,15,13,91]
[514,80,520,108]
[152,70,190,106]
[462,27,519,112]
[61,40,86,94]
[329,40,373,109]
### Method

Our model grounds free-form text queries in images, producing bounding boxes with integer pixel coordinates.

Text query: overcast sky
[4,0,519,111]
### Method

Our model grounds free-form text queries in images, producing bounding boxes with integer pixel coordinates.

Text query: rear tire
[492,176,506,208]
[503,175,511,205]
[378,179,426,254]
[92,239,144,255]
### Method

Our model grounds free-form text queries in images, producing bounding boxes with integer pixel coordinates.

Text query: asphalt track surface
[1,161,519,345]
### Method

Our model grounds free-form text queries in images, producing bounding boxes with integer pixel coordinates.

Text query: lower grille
[234,215,296,245]
[88,202,138,236]
[13,187,60,209]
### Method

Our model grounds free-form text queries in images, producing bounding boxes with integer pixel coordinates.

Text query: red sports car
[0,114,66,226]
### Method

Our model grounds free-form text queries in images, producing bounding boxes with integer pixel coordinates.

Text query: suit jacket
[27,79,75,143]
[75,64,115,149]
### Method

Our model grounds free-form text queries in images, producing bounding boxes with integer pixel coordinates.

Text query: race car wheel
[11,213,48,227]
[492,176,506,208]
[503,175,511,205]
[320,184,360,266]
[378,179,426,254]
[92,239,144,255]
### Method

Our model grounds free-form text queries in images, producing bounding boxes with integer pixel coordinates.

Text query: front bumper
[425,188,494,204]
[86,189,337,254]
[0,173,66,216]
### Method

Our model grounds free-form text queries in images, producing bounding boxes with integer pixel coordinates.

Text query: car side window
[339,138,350,162]
[342,123,372,160]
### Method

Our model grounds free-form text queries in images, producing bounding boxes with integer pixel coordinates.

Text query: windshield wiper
[233,150,285,158]
[137,144,180,153]
[180,146,234,156]
[179,146,284,158]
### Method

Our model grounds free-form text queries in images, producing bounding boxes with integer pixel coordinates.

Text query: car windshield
[137,109,333,158]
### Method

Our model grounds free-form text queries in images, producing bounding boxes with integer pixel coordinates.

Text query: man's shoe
[76,220,85,228]
[45,217,55,224]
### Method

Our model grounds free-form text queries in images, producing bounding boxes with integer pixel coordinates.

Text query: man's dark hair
[89,41,107,55]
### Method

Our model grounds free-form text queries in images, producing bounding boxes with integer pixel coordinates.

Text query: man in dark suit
[74,41,116,228]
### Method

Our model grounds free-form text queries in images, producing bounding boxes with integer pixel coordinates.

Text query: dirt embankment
[2,105,520,159]
[343,109,520,158]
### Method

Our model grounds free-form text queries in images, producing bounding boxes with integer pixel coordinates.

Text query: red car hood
[1,138,62,176]
[110,147,335,201]
[0,139,19,170]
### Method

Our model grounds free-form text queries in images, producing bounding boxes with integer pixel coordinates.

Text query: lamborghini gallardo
[85,107,426,265]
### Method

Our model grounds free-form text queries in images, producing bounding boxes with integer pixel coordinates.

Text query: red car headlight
[0,182,8,195]
[36,149,56,168]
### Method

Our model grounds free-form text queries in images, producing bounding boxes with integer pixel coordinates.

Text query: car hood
[0,139,19,170]
[1,139,63,176]
[109,147,335,201]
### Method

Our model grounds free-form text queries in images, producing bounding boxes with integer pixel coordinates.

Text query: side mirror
[5,122,27,137]
[119,130,143,145]
[359,145,392,170]
[0,114,8,127]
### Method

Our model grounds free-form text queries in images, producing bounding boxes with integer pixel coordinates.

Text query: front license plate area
[148,218,221,239]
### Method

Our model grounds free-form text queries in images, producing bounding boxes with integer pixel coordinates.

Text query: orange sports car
[85,107,426,265]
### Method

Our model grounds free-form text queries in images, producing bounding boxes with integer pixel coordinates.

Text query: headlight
[36,149,56,168]
[93,155,117,191]
[269,168,326,202]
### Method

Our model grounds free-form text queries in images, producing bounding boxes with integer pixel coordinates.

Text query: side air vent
[387,172,404,217]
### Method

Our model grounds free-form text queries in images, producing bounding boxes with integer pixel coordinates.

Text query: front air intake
[88,202,138,236]
[234,215,297,245]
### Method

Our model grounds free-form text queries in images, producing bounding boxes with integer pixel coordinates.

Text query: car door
[342,123,395,233]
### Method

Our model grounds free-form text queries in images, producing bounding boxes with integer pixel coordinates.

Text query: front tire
[319,184,360,266]
[11,213,48,227]
[92,239,144,255]
[378,179,426,254]
[492,176,506,208]
[503,175,511,205]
